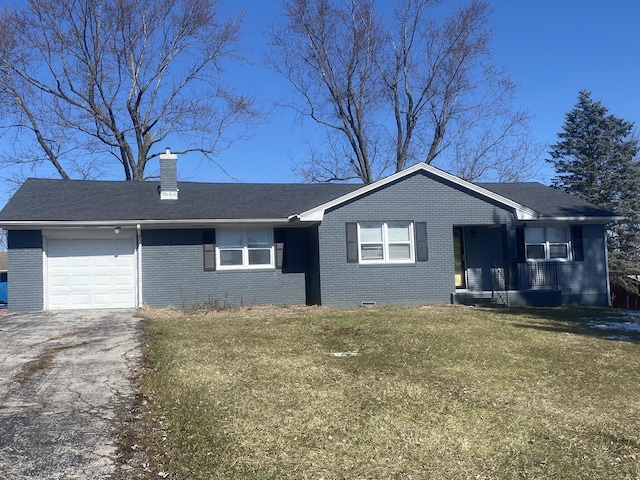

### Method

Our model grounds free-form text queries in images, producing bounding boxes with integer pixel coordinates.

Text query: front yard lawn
[131,305,640,479]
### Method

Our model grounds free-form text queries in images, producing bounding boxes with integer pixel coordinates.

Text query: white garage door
[47,238,136,309]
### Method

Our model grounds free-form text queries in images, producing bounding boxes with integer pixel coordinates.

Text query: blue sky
[213,0,640,185]
[1,0,639,205]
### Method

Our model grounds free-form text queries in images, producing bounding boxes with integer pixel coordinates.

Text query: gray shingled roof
[0,176,616,224]
[0,178,361,222]
[478,182,616,218]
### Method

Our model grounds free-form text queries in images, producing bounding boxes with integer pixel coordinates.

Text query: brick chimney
[159,148,178,200]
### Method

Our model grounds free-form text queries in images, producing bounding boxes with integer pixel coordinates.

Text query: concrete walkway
[0,310,141,479]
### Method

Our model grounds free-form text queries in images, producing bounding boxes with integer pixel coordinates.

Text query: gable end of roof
[295,163,539,222]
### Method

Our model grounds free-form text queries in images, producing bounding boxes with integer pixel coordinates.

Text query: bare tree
[270,0,538,183]
[270,0,387,183]
[0,0,260,181]
[448,94,544,182]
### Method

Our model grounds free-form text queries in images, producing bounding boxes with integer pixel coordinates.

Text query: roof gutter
[0,218,304,229]
[520,215,625,224]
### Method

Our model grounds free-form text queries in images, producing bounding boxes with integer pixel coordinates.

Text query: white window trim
[358,222,415,264]
[525,225,572,262]
[216,229,275,270]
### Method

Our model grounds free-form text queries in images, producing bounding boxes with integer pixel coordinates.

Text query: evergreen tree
[548,90,640,295]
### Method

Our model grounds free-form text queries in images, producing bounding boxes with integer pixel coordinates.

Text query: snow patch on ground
[584,310,640,341]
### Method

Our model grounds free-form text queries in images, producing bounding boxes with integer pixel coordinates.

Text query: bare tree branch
[269,0,539,183]
[269,0,388,183]
[0,0,261,181]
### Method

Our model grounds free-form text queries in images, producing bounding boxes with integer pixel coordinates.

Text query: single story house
[0,150,620,311]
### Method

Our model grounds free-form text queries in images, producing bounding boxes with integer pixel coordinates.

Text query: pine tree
[548,90,640,295]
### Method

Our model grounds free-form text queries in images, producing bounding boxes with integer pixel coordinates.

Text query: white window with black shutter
[203,229,282,271]
[518,225,583,262]
[346,222,428,264]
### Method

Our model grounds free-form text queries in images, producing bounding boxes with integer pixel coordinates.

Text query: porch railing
[519,262,559,289]
[490,262,509,306]
[491,262,559,292]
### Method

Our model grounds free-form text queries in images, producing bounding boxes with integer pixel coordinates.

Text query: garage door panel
[94,275,112,286]
[71,294,92,307]
[47,237,136,310]
[70,275,91,287]
[92,295,114,307]
[93,258,113,268]
[114,257,134,267]
[72,258,93,268]
[114,276,133,287]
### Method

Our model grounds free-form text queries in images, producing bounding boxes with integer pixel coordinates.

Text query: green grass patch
[137,305,640,479]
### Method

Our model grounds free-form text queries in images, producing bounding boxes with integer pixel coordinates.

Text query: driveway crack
[14,342,87,388]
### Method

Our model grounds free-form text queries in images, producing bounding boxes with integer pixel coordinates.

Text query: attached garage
[46,236,137,309]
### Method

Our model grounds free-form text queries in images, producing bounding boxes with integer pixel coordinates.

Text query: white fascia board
[297,162,540,222]
[0,218,293,229]
[521,216,625,224]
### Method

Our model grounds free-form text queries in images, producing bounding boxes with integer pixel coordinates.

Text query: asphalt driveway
[0,310,141,479]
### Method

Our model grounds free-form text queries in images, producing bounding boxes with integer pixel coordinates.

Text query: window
[358,223,414,263]
[524,226,570,261]
[217,230,274,269]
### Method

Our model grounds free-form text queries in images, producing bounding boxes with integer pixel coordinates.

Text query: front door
[453,227,466,289]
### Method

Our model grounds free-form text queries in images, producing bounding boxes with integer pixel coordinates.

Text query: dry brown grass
[132,305,640,479]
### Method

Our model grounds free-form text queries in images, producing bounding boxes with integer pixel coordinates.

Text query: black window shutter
[571,225,584,261]
[415,222,428,262]
[273,228,286,269]
[516,226,525,263]
[346,223,358,263]
[275,243,285,269]
[203,230,216,271]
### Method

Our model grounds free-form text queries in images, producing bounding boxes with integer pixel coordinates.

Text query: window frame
[524,225,572,262]
[357,222,415,264]
[216,229,275,270]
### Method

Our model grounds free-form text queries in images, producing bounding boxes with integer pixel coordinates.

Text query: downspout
[603,227,612,307]
[137,224,142,308]
[42,236,48,310]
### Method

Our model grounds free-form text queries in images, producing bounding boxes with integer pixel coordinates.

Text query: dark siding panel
[516,226,525,263]
[305,225,321,305]
[571,225,584,261]
[8,229,43,249]
[273,229,286,243]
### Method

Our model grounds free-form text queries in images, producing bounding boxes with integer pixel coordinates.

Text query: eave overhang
[0,163,621,230]
[0,218,304,230]
[520,215,625,224]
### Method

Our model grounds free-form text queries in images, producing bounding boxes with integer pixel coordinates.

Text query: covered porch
[451,224,563,307]
[453,262,562,307]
